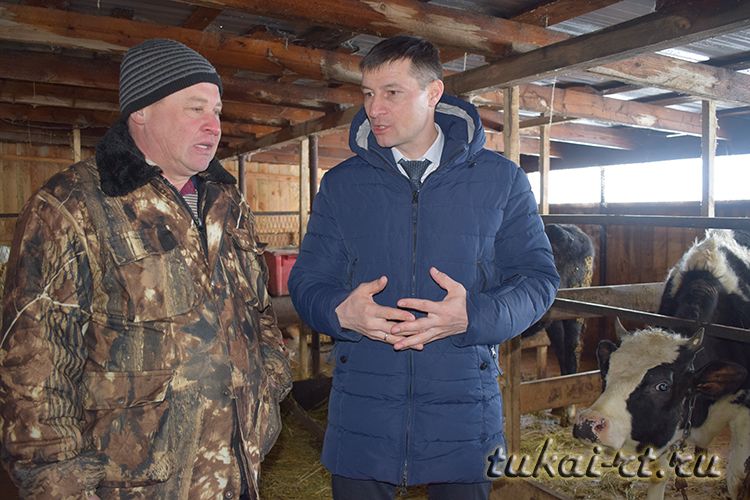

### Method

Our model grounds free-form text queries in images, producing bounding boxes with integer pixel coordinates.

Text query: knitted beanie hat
[119,39,223,117]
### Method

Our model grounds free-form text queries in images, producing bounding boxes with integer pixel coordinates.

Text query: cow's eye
[655,382,670,392]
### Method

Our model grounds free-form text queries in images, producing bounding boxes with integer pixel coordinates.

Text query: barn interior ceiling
[2,0,750,171]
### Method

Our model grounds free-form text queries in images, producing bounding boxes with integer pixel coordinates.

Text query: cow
[574,229,750,500]
[522,223,595,378]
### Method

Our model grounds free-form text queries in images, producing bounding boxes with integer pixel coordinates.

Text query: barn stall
[1,0,750,498]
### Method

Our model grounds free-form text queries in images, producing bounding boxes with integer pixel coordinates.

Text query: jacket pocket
[253,375,283,461]
[106,229,198,322]
[82,369,175,488]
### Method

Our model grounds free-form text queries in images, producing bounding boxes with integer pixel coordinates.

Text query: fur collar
[95,118,235,197]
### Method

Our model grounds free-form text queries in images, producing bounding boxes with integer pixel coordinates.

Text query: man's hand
[390,267,468,350]
[336,276,415,343]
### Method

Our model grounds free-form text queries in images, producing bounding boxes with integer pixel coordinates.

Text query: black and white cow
[523,223,595,376]
[574,229,750,500]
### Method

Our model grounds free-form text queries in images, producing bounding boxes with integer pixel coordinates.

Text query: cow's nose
[573,412,607,443]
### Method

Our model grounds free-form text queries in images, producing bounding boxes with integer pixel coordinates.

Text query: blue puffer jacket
[289,94,559,485]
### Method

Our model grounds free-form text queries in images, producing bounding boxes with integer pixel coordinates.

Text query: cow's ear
[694,361,747,399]
[597,340,618,379]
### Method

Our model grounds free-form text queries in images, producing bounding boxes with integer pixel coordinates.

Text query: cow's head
[573,319,746,454]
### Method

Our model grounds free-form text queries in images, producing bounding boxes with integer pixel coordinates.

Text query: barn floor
[262,345,734,500]
[0,344,733,499]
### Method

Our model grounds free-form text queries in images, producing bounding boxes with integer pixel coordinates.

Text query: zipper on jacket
[159,177,209,255]
[400,346,415,494]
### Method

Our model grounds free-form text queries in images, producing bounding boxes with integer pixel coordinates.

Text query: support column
[299,137,310,247]
[502,86,522,456]
[237,154,246,198]
[72,128,81,163]
[701,100,716,218]
[308,135,320,376]
[538,123,550,216]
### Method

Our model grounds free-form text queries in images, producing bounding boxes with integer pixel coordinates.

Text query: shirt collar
[391,123,444,167]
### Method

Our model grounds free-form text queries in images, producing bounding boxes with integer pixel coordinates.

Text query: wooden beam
[222,76,360,110]
[590,55,750,107]
[520,371,602,414]
[0,50,359,112]
[173,0,566,55]
[701,100,716,217]
[160,0,750,105]
[478,108,640,150]
[0,50,120,90]
[0,126,101,148]
[0,80,118,111]
[542,214,750,230]
[512,0,621,27]
[445,0,750,98]
[181,6,221,30]
[0,103,117,128]
[510,84,727,138]
[0,3,361,83]
[226,107,359,157]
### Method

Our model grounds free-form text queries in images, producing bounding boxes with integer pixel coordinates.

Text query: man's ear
[427,79,444,108]
[694,361,747,399]
[129,108,147,125]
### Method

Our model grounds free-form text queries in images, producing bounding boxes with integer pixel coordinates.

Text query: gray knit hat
[119,39,223,117]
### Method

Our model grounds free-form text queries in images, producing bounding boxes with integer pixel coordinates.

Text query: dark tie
[398,158,432,190]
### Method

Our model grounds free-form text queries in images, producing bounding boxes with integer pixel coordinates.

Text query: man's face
[138,82,222,181]
[361,58,443,159]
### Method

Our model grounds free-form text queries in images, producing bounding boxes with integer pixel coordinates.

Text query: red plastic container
[262,248,298,296]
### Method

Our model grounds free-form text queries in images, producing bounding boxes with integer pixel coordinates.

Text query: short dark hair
[360,35,442,87]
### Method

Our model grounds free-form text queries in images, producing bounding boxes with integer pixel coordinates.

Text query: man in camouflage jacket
[0,39,291,499]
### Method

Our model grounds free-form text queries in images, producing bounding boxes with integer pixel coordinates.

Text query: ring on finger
[383,333,389,342]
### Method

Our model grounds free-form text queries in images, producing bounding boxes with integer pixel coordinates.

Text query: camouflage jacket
[0,120,292,499]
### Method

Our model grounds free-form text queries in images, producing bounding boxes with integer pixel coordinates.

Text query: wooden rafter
[445,0,750,102]
[473,84,731,139]
[181,6,222,30]
[512,0,621,27]
[0,3,361,83]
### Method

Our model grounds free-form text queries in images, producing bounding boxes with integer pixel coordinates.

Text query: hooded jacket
[289,94,559,485]
[0,120,292,499]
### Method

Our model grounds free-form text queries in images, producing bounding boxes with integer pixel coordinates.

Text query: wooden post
[701,100,716,218]
[299,137,310,247]
[502,86,522,456]
[309,135,319,202]
[308,135,321,376]
[538,123,550,216]
[237,154,246,198]
[72,127,81,162]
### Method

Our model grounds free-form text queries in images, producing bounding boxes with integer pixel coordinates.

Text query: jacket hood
[349,93,486,168]
[95,118,235,197]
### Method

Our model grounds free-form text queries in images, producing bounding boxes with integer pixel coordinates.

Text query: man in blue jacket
[289,36,560,500]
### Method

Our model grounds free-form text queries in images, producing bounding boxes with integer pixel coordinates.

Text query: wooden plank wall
[0,145,306,246]
[221,156,305,247]
[0,142,88,245]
